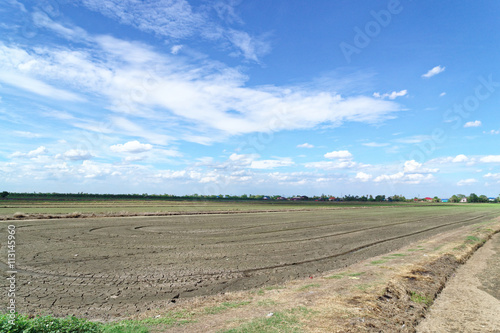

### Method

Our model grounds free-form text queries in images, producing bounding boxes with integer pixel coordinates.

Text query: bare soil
[417,232,500,333]
[0,206,497,322]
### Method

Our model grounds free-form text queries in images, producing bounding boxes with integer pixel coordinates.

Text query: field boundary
[126,217,500,332]
[0,205,383,221]
[338,227,500,332]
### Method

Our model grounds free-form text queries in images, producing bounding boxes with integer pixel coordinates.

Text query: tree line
[1,191,498,203]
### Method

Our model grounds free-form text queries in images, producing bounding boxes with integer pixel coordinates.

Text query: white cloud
[362,142,389,147]
[0,71,83,102]
[372,160,438,185]
[324,150,352,159]
[439,92,446,97]
[355,172,372,182]
[373,90,407,100]
[422,65,445,78]
[464,120,482,128]
[0,36,402,144]
[305,160,357,170]
[77,0,204,39]
[452,154,469,163]
[395,135,432,144]
[250,158,294,169]
[484,173,500,180]
[374,172,434,184]
[75,0,270,62]
[457,178,477,186]
[13,131,42,138]
[480,155,500,163]
[10,146,48,158]
[170,44,183,54]
[110,140,153,153]
[226,29,271,62]
[483,129,500,135]
[297,143,314,149]
[403,160,438,174]
[57,149,93,161]
[32,10,89,42]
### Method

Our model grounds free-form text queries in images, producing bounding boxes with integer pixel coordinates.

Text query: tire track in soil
[0,208,497,320]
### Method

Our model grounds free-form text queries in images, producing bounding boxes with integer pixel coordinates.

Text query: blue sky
[1,0,499,197]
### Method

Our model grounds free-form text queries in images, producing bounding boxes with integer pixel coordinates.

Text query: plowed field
[1,205,499,320]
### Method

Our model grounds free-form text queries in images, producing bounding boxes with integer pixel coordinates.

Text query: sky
[1,0,499,197]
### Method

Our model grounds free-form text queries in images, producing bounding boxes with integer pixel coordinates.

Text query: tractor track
[1,207,498,320]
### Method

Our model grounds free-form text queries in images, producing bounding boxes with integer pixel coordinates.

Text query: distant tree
[390,194,406,202]
[0,191,9,198]
[449,195,459,203]
[374,195,385,202]
[478,195,489,203]
[468,193,479,203]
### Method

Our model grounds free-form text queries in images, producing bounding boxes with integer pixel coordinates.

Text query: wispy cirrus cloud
[0,30,402,145]
[421,65,445,78]
[373,90,407,100]
[74,0,271,62]
[362,142,389,147]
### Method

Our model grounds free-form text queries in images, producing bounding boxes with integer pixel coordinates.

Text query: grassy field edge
[2,218,499,332]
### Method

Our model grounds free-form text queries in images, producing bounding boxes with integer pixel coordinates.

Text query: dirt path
[417,232,500,333]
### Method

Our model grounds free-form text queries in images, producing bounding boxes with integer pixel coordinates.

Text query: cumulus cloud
[373,160,438,185]
[374,172,434,184]
[403,160,438,174]
[304,160,357,170]
[297,143,314,148]
[324,150,352,159]
[484,173,500,180]
[373,90,407,100]
[110,140,153,153]
[57,149,93,161]
[10,146,48,158]
[250,158,294,169]
[355,172,372,182]
[457,178,477,186]
[480,155,500,163]
[452,154,469,163]
[422,65,445,78]
[464,120,482,128]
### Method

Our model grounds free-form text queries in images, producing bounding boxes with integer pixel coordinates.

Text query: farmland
[1,202,499,322]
